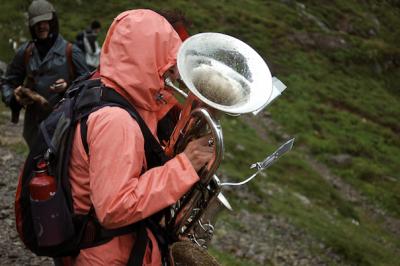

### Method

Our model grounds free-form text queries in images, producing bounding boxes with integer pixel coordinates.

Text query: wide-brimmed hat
[28,0,55,26]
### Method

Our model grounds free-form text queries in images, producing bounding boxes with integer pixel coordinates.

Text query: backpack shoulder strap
[24,42,34,67]
[66,42,76,81]
[24,42,35,88]
[101,87,169,167]
[80,116,90,155]
[78,86,169,166]
[127,221,148,266]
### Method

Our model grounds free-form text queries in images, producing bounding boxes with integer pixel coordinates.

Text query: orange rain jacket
[68,10,199,265]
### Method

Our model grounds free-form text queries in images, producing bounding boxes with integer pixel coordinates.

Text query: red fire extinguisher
[29,160,56,201]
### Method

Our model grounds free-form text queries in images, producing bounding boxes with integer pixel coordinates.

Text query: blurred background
[0,0,399,265]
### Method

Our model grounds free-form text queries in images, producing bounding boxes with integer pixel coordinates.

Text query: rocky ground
[0,113,52,265]
[212,209,343,266]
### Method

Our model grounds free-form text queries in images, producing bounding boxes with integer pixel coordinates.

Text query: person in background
[0,0,89,149]
[75,20,102,71]
[67,9,213,265]
[159,9,192,41]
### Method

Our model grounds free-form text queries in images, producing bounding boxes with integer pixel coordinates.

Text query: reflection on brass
[192,64,243,106]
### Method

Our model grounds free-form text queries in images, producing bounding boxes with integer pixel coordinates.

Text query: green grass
[220,116,400,265]
[0,0,399,265]
[265,190,400,266]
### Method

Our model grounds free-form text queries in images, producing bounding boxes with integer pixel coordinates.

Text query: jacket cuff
[175,153,200,183]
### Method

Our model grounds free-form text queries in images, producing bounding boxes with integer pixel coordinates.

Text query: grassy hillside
[1,1,399,265]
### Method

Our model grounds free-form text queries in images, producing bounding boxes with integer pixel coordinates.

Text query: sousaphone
[164,32,276,265]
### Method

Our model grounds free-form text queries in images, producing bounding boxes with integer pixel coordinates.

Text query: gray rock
[330,154,353,166]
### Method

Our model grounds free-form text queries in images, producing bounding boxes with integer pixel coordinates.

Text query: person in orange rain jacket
[67,9,213,265]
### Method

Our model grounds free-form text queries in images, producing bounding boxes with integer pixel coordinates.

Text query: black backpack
[15,76,170,263]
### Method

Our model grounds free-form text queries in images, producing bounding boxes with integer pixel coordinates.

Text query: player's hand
[182,135,214,172]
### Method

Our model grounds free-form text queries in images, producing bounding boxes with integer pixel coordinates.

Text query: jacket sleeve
[1,44,27,108]
[71,44,90,77]
[2,43,29,88]
[86,107,200,228]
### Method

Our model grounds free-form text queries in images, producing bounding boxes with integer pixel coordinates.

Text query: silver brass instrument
[164,33,288,249]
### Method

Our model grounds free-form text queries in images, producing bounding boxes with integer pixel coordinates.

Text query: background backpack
[14,76,168,259]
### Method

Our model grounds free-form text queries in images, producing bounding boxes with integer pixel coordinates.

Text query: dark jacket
[1,34,89,148]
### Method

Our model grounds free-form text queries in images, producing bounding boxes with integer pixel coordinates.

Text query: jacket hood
[29,12,59,60]
[100,9,182,117]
